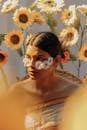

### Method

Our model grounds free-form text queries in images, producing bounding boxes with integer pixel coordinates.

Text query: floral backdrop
[0,0,87,92]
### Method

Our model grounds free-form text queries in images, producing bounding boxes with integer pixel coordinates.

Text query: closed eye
[36,56,46,61]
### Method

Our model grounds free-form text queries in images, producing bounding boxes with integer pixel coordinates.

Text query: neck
[29,73,58,94]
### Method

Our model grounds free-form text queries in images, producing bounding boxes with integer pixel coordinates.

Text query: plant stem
[0,67,10,89]
[77,25,85,77]
[49,26,58,36]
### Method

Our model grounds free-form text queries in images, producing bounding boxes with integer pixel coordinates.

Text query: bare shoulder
[9,78,30,92]
[56,70,82,85]
[54,70,82,98]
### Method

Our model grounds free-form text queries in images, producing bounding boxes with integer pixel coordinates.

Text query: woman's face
[24,45,56,80]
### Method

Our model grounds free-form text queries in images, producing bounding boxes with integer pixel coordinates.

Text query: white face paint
[23,56,53,70]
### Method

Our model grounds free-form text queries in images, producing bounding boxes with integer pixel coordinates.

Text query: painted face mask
[23,56,53,70]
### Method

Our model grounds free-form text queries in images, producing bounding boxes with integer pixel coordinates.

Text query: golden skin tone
[23,45,63,130]
[0,45,67,130]
[25,45,61,94]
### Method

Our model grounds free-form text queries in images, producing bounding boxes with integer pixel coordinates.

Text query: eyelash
[36,57,46,61]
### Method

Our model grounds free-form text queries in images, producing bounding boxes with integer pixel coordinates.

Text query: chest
[24,98,64,130]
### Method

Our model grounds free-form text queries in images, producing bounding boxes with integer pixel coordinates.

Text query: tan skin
[24,45,61,129]
[0,46,62,130]
[25,45,61,95]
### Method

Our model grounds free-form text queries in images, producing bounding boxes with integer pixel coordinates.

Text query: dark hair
[26,32,65,58]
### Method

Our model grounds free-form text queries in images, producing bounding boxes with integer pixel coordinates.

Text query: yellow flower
[77,5,87,15]
[78,44,87,61]
[4,30,24,50]
[0,50,8,67]
[13,7,33,29]
[60,27,79,46]
[61,5,80,28]
[82,74,87,84]
[32,10,45,24]
[1,0,18,13]
[61,9,71,23]
[36,0,65,13]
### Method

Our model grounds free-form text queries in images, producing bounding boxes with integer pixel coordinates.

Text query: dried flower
[61,5,80,28]
[36,0,65,13]
[77,5,87,15]
[60,27,79,46]
[32,10,45,24]
[1,0,19,13]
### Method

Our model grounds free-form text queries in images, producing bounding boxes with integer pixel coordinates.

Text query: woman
[0,32,80,130]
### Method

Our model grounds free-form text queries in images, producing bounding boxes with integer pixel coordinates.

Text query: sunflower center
[45,0,56,7]
[65,11,71,20]
[66,32,73,41]
[0,54,5,62]
[11,35,20,44]
[19,14,28,23]
[68,12,71,18]
[84,50,87,57]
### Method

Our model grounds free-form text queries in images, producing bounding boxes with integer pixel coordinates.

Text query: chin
[29,74,40,80]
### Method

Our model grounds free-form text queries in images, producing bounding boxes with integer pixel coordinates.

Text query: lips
[29,71,39,79]
[29,69,39,75]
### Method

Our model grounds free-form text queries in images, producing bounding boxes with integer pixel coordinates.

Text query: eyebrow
[38,54,46,57]
[26,54,46,58]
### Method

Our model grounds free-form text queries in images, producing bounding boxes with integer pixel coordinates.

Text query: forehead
[26,45,50,57]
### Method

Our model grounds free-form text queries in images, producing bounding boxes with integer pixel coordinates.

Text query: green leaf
[17,48,24,57]
[45,14,57,27]
[27,1,37,10]
[16,76,21,81]
[59,63,64,69]
[0,34,5,45]
[70,53,77,61]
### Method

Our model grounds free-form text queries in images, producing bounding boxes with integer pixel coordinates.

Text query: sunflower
[13,7,33,29]
[0,50,8,68]
[61,5,80,27]
[77,5,87,15]
[32,10,45,24]
[82,74,87,84]
[1,0,18,13]
[60,27,79,46]
[36,0,65,14]
[4,30,24,50]
[78,44,87,61]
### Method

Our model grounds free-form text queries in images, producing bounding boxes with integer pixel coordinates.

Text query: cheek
[41,67,53,75]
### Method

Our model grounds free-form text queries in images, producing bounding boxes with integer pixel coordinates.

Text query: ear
[53,55,62,65]
[61,51,70,63]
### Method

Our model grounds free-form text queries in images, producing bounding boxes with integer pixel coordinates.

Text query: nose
[29,58,36,68]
